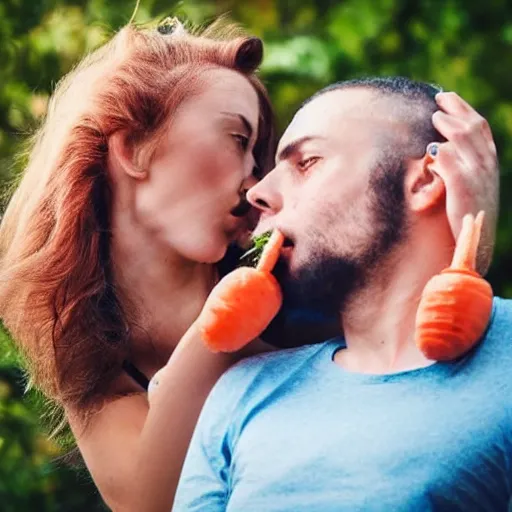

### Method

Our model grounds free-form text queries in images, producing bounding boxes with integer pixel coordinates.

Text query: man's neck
[338,219,455,374]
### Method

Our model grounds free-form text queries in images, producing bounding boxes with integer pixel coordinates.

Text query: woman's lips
[228,200,259,246]
[230,198,252,218]
[226,211,257,248]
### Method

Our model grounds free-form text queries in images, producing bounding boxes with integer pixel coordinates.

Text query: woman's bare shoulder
[67,372,148,439]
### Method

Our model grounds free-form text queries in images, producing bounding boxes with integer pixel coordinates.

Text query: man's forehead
[279,88,384,148]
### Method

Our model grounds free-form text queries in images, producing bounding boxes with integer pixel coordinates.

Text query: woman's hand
[430,92,499,275]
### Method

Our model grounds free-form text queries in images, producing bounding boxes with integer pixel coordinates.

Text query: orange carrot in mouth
[196,230,284,352]
[256,230,284,273]
[415,211,493,361]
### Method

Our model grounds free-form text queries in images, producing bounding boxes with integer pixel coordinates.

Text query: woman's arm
[68,333,271,512]
[70,233,282,510]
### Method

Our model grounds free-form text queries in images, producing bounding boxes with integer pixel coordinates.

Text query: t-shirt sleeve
[173,363,251,511]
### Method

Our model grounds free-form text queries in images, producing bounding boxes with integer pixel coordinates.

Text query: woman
[0,17,276,511]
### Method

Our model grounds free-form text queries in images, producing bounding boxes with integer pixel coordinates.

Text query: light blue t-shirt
[174,297,512,511]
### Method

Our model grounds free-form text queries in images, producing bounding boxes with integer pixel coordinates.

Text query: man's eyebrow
[221,112,254,138]
[276,136,324,163]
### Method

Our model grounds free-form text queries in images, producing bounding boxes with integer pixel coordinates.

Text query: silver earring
[428,143,439,157]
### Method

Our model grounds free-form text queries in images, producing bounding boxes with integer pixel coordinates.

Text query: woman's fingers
[436,91,473,116]
[432,110,496,172]
[435,91,496,146]
[428,92,499,275]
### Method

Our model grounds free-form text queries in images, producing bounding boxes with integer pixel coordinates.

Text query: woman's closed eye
[297,156,321,172]
[232,133,250,152]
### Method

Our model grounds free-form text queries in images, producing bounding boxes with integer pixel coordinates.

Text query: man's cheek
[290,237,316,274]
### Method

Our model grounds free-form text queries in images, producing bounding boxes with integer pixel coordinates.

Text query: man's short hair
[302,76,445,161]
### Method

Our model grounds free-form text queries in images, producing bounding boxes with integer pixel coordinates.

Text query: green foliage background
[1,0,511,509]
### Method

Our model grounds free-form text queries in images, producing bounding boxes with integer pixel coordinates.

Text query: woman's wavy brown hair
[0,18,275,418]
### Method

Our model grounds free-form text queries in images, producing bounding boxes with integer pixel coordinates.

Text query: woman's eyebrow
[221,112,254,138]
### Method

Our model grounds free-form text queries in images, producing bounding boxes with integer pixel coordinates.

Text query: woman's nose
[242,173,258,191]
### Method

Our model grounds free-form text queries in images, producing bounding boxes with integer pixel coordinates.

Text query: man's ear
[405,151,446,213]
[108,131,148,180]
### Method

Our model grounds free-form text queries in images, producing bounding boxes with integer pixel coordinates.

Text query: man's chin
[275,254,362,315]
[276,270,335,314]
[272,258,310,309]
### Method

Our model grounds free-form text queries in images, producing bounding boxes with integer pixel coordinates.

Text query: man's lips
[253,223,294,244]
[280,236,295,258]
[252,224,296,258]
[282,235,294,248]
[280,245,294,262]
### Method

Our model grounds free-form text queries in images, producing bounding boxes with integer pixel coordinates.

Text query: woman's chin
[176,231,236,265]
[192,240,231,265]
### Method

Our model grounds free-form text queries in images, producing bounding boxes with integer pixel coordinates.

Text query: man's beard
[275,160,408,316]
[274,253,362,316]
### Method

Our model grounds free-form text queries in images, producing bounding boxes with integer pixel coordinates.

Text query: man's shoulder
[494,296,512,316]
[224,342,327,383]
[488,296,512,336]
[206,341,334,407]
[476,296,512,363]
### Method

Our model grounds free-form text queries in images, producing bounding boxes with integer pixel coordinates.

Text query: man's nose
[246,173,282,214]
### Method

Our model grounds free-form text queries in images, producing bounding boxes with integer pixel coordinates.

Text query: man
[173,78,507,511]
